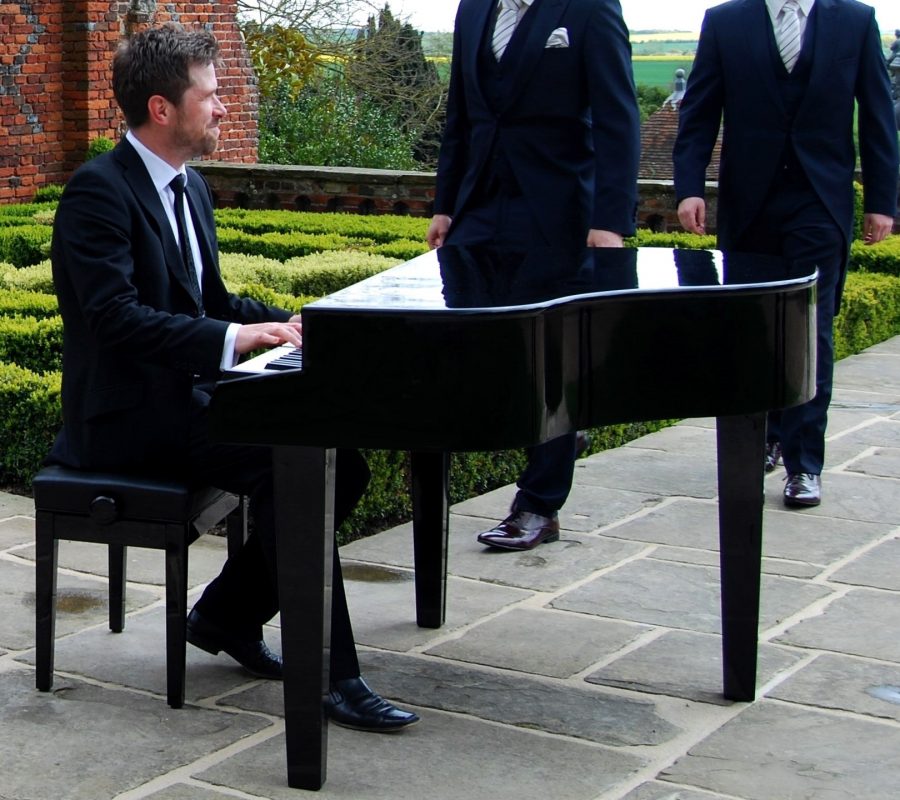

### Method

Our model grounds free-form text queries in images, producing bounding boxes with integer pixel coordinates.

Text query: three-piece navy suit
[674,0,899,476]
[434,0,641,515]
[49,139,367,678]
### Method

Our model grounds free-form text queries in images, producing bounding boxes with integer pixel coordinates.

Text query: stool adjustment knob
[89,495,119,525]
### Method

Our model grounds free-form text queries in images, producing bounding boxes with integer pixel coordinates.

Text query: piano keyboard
[224,344,303,376]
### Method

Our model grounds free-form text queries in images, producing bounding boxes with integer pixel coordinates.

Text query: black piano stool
[32,465,246,709]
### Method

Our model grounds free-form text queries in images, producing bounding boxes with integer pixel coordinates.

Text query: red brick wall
[0,1,257,203]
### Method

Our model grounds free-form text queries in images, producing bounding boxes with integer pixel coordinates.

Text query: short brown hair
[113,24,220,129]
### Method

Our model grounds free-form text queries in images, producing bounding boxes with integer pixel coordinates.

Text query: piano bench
[32,465,245,709]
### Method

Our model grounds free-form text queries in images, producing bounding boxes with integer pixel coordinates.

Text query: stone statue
[663,68,687,109]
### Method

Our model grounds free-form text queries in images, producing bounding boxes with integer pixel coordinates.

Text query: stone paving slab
[598,496,890,566]
[573,447,719,499]
[0,491,35,519]
[16,605,283,702]
[0,669,269,800]
[0,514,37,548]
[767,652,900,722]
[452,481,663,533]
[15,532,229,588]
[660,701,900,800]
[343,566,532,651]
[844,446,900,479]
[144,786,237,800]
[828,536,900,590]
[225,650,682,748]
[0,558,157,651]
[763,469,900,524]
[621,422,716,455]
[648,543,823,579]
[343,517,649,593]
[194,710,644,800]
[832,352,900,393]
[550,559,833,635]
[620,782,735,800]
[586,630,804,705]
[774,588,900,662]
[424,607,650,678]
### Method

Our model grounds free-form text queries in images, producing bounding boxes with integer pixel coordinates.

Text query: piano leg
[716,413,766,702]
[410,451,450,628]
[272,445,334,790]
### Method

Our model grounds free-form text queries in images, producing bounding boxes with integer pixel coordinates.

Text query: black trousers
[186,388,369,682]
[734,173,844,475]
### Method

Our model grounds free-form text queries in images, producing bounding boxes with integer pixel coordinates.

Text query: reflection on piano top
[304,246,816,314]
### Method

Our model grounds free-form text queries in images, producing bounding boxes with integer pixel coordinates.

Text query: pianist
[46,24,418,732]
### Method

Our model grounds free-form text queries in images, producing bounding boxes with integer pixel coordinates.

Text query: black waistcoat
[765,4,818,175]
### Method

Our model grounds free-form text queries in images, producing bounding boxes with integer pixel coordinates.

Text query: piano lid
[302,246,816,315]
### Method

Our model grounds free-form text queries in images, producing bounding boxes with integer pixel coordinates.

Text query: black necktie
[169,174,204,314]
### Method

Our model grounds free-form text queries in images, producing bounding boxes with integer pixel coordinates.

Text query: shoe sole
[327,716,420,733]
[476,531,560,551]
[783,495,820,508]
[186,627,222,656]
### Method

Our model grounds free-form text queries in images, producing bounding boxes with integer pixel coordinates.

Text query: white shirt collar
[125,129,186,195]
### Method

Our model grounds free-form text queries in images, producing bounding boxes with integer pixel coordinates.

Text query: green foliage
[0,363,61,486]
[0,260,55,294]
[834,271,900,360]
[259,78,419,170]
[215,208,428,243]
[636,85,668,122]
[86,136,115,161]
[243,23,319,99]
[632,59,694,88]
[0,316,63,373]
[0,225,52,267]
[32,184,65,203]
[852,181,865,240]
[345,4,446,166]
[0,287,59,319]
[627,230,718,250]
[231,283,312,314]
[849,235,900,276]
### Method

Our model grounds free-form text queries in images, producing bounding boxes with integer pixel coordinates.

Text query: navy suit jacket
[434,0,640,243]
[49,139,290,473]
[674,0,899,251]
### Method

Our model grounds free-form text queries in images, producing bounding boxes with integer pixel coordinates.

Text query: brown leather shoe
[783,473,821,507]
[476,510,560,551]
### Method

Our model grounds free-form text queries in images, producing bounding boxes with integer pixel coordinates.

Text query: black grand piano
[210,245,816,790]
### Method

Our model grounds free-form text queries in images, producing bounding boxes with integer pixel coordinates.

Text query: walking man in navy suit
[674,0,898,507]
[427,0,640,550]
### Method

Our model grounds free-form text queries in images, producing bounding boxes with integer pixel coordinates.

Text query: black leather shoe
[783,473,821,507]
[186,608,283,680]
[476,510,560,551]
[765,441,782,472]
[325,677,420,732]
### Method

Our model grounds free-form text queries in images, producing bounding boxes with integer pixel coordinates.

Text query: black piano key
[264,347,303,371]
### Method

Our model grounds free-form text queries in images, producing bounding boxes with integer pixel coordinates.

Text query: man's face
[172,62,226,158]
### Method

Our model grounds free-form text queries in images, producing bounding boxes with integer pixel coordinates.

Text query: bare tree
[237,0,380,46]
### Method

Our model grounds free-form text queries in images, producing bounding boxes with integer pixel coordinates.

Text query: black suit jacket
[674,0,899,250]
[434,0,640,243]
[49,139,290,473]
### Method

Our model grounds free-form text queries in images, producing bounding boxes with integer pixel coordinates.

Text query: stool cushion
[33,465,226,523]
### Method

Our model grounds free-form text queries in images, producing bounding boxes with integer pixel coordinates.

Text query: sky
[385,0,899,35]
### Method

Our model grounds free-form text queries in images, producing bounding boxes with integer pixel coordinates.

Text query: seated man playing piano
[47,24,417,732]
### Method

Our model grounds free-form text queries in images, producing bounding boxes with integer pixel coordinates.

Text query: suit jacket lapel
[738,0,786,113]
[798,0,837,116]
[464,0,496,110]
[499,0,568,113]
[115,140,201,306]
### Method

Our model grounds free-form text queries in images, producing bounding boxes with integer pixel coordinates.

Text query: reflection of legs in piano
[185,391,418,732]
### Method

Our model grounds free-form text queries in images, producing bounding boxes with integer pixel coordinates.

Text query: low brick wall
[192,162,721,231]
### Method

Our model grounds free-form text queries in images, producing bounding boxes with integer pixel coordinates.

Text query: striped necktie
[777,0,802,72]
[492,0,523,61]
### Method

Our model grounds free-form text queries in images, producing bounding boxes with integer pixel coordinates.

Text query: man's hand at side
[586,229,624,247]
[677,197,707,235]
[427,215,452,249]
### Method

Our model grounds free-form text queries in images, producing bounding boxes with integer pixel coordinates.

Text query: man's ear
[147,94,172,126]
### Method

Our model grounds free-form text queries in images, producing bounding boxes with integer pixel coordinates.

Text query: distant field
[632,58,694,88]
[630,32,699,42]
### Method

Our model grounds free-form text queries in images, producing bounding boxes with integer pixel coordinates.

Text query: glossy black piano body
[210,246,816,790]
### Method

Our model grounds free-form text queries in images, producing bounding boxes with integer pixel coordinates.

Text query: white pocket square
[545,27,569,48]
